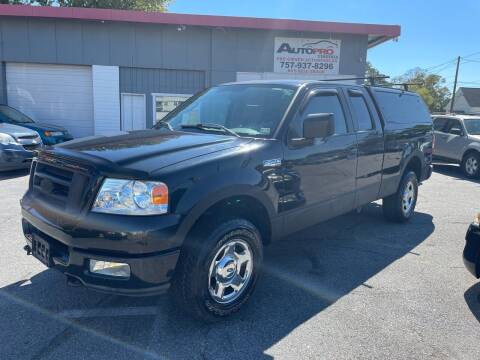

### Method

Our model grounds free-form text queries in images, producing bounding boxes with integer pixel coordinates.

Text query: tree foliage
[364,61,390,86]
[0,0,170,11]
[393,68,451,113]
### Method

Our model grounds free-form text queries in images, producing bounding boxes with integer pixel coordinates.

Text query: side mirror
[450,127,463,136]
[303,113,335,139]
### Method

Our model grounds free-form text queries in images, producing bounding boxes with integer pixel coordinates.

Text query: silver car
[433,115,480,177]
[0,123,42,171]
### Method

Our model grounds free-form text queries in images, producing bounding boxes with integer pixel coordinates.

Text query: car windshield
[0,105,34,124]
[156,84,297,137]
[463,118,480,135]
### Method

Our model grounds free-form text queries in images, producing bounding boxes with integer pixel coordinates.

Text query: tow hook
[23,245,32,255]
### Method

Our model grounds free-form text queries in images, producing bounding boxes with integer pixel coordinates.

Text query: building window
[153,93,192,123]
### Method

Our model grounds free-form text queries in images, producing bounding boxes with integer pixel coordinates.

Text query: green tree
[364,61,390,86]
[15,0,170,11]
[393,68,451,113]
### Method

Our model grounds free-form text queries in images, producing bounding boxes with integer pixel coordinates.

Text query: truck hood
[49,129,252,175]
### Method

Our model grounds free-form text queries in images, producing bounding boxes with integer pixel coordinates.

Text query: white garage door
[6,63,94,138]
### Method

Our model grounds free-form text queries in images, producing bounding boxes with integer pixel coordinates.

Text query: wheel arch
[462,148,480,162]
[176,185,276,251]
[404,155,422,181]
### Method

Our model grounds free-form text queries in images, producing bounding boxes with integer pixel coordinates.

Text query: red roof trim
[0,4,400,38]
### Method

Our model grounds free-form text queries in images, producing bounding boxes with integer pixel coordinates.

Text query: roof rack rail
[321,76,390,86]
[390,83,423,91]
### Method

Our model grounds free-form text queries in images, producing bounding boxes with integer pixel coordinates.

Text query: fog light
[89,260,130,278]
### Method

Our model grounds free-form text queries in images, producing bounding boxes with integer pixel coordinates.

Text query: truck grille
[31,159,92,211]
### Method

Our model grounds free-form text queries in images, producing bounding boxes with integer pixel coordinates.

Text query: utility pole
[449,56,461,114]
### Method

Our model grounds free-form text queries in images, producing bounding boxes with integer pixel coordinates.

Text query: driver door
[280,87,358,235]
[442,118,468,161]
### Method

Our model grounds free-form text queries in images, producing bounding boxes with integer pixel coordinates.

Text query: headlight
[44,131,64,137]
[0,133,18,145]
[92,178,168,215]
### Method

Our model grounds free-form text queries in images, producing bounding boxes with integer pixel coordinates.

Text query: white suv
[432,114,480,177]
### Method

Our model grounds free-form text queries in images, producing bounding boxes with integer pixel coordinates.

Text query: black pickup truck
[20,80,433,321]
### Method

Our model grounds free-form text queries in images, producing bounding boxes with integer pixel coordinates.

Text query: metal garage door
[6,63,94,138]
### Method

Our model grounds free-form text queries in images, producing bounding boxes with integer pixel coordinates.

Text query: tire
[383,171,418,223]
[461,152,480,178]
[172,218,263,322]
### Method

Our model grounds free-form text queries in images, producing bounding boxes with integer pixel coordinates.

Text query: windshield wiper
[181,123,240,137]
[156,121,174,131]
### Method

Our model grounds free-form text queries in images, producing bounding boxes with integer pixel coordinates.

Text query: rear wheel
[383,171,418,223]
[462,152,480,178]
[172,219,263,322]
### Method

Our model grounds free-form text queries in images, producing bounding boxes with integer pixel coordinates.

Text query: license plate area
[32,235,52,267]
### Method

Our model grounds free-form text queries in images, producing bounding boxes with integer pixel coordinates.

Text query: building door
[121,94,146,131]
[6,63,94,138]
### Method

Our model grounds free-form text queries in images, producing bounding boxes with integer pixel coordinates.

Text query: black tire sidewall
[462,153,480,178]
[188,219,263,320]
[398,171,418,220]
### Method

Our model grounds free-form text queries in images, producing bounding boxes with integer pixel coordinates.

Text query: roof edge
[0,4,401,38]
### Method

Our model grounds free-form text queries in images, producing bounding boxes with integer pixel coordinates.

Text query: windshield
[463,118,480,135]
[0,105,34,124]
[156,84,297,137]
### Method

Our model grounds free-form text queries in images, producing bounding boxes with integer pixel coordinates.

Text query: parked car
[20,80,433,321]
[463,213,480,280]
[0,123,42,171]
[432,114,480,177]
[0,105,73,145]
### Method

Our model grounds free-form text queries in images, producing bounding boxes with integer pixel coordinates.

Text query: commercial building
[0,5,400,137]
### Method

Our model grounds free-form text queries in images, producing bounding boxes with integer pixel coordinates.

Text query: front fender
[172,167,280,247]
[464,141,480,158]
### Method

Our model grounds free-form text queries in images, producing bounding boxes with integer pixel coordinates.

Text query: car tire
[172,218,263,322]
[461,152,480,178]
[383,170,418,223]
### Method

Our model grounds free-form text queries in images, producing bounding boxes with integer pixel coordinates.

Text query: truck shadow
[433,163,480,183]
[0,203,434,360]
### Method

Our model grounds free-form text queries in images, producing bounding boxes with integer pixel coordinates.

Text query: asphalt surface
[0,165,479,360]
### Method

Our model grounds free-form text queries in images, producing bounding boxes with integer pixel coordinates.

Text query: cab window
[288,93,347,139]
[433,118,448,132]
[445,119,463,134]
[349,94,374,131]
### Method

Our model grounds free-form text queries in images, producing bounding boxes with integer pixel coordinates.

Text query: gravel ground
[0,164,479,360]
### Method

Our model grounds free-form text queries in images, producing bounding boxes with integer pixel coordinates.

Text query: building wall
[119,67,205,127]
[0,16,369,133]
[0,17,368,83]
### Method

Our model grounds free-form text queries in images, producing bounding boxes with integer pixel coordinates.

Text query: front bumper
[0,146,34,171]
[21,198,182,296]
[463,224,480,278]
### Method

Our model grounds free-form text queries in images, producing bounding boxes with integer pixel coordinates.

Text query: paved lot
[0,165,480,360]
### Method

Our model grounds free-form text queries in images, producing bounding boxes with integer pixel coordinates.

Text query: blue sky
[170,0,480,89]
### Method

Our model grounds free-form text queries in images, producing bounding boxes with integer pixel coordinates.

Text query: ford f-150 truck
[20,80,433,321]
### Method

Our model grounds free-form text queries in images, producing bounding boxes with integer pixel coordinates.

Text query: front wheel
[462,152,480,178]
[172,219,263,322]
[383,171,418,223]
